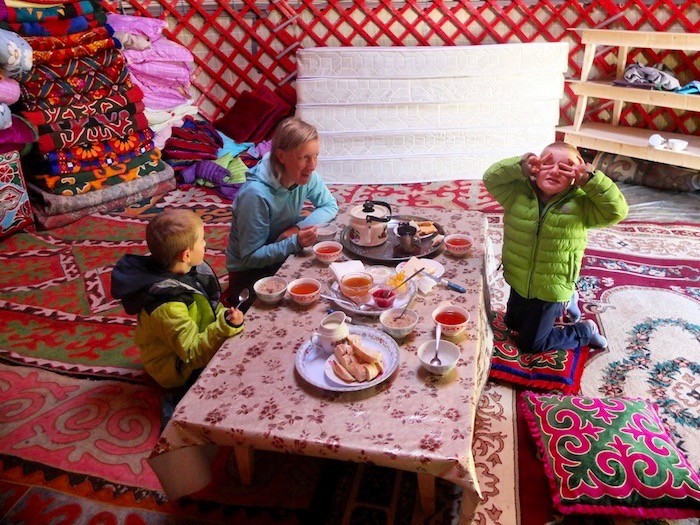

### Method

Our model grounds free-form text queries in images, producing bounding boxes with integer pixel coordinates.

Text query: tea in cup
[432,303,470,337]
[444,234,473,257]
[339,272,374,304]
[312,311,350,354]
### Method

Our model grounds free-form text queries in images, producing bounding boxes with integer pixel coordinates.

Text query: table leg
[416,473,435,516]
[233,446,254,485]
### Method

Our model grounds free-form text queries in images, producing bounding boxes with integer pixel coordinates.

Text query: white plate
[329,280,416,316]
[396,258,445,279]
[295,325,400,392]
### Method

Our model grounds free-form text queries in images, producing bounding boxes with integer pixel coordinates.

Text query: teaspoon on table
[430,323,442,366]
[320,293,375,312]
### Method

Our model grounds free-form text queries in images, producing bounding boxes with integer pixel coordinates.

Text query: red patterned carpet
[1,181,698,524]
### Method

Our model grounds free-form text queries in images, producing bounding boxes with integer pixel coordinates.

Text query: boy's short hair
[542,141,582,162]
[146,209,203,269]
[270,117,319,178]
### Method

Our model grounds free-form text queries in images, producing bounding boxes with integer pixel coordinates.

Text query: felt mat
[2,181,698,525]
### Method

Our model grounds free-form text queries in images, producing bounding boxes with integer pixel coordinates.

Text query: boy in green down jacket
[483,141,628,353]
[112,209,244,426]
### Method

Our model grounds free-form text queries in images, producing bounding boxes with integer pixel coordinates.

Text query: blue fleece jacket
[225,153,339,272]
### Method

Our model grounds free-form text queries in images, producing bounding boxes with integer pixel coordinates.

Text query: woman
[223,117,339,308]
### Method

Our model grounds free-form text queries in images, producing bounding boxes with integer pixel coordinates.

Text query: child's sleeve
[578,170,629,228]
[153,302,244,370]
[482,155,529,211]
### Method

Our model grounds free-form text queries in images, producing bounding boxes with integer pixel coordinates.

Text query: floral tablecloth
[149,208,494,503]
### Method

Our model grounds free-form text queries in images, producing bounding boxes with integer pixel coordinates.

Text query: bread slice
[332,359,356,382]
[331,335,384,383]
[417,221,437,236]
[349,338,382,366]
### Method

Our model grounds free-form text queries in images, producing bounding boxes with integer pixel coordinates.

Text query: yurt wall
[106,0,699,133]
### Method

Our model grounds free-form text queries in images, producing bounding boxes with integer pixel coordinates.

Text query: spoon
[430,323,442,366]
[235,288,250,310]
[396,291,416,319]
[320,293,374,312]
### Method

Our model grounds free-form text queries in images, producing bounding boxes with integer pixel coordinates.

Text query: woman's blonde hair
[146,209,203,269]
[270,117,318,178]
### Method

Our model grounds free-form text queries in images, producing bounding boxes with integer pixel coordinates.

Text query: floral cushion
[520,392,700,518]
[0,150,33,239]
[593,152,700,192]
[489,312,590,393]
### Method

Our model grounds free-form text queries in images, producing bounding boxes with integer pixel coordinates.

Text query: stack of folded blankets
[4,0,174,229]
[106,13,199,150]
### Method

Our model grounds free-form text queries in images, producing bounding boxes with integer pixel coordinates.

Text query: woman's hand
[276,225,300,241]
[296,225,318,247]
[227,308,244,326]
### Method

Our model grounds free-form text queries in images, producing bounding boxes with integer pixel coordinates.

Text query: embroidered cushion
[593,152,700,192]
[489,312,590,393]
[0,150,34,239]
[520,392,700,519]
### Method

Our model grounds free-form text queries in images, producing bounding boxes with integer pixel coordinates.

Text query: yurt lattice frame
[106,0,699,133]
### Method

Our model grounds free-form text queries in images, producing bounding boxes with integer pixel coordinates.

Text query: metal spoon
[396,291,416,319]
[235,288,250,310]
[320,293,374,312]
[430,323,442,366]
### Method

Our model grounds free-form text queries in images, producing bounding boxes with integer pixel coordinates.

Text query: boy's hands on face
[227,307,244,326]
[557,159,592,187]
[526,152,555,180]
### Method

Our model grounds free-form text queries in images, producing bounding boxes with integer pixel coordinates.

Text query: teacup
[312,311,350,354]
[432,303,470,337]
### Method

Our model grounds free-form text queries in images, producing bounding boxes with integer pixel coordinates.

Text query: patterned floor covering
[1,181,698,524]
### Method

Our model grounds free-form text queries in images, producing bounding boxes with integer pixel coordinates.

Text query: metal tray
[339,214,445,264]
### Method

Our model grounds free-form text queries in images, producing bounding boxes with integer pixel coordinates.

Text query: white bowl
[418,339,460,375]
[379,307,419,339]
[312,241,343,264]
[287,278,321,306]
[444,233,474,257]
[316,223,338,242]
[432,304,470,337]
[253,276,287,304]
[668,139,689,151]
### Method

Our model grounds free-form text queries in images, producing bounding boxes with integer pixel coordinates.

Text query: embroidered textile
[21,58,127,101]
[19,48,122,83]
[43,128,153,164]
[0,12,106,37]
[25,25,111,51]
[32,149,163,195]
[31,36,114,65]
[37,109,149,152]
[22,84,143,125]
[1,1,102,24]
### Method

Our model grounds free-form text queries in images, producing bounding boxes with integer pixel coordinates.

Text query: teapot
[348,200,392,247]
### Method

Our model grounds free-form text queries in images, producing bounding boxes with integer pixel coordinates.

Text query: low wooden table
[149,207,494,516]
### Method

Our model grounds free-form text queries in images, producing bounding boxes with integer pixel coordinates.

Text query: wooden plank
[569,28,700,51]
[557,123,700,170]
[568,80,700,112]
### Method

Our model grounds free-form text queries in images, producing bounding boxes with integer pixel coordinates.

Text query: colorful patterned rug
[472,218,700,525]
[1,181,698,525]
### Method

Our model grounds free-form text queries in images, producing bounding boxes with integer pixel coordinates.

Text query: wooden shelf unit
[557,28,700,170]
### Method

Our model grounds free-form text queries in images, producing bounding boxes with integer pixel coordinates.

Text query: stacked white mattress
[296,44,569,184]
